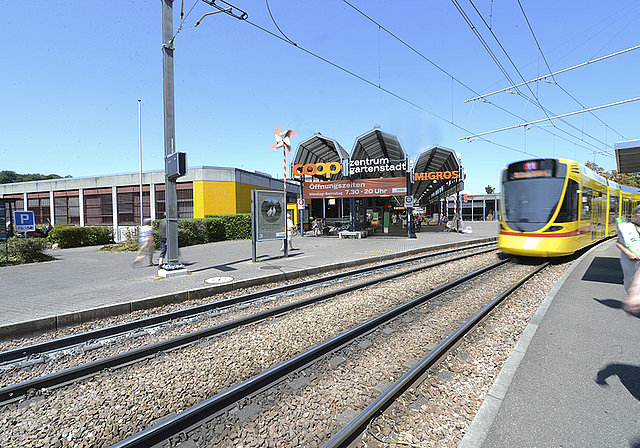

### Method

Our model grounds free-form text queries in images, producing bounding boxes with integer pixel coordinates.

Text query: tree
[0,171,18,184]
[485,185,496,194]
[0,171,67,185]
[585,161,640,188]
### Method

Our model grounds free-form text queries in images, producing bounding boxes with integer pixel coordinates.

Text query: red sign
[303,177,407,199]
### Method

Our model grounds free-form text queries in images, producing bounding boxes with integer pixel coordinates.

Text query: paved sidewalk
[460,238,640,447]
[0,222,499,337]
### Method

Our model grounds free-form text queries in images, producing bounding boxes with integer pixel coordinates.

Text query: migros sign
[414,171,460,181]
[292,162,341,179]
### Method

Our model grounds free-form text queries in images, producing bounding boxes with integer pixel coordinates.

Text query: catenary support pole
[162,0,180,268]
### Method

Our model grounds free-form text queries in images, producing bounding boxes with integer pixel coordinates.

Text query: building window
[27,193,50,224]
[84,189,112,225]
[155,188,165,220]
[117,186,150,225]
[54,191,80,225]
[177,188,194,219]
[3,195,24,213]
[155,182,193,220]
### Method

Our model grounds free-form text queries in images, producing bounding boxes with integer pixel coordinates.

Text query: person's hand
[629,252,640,261]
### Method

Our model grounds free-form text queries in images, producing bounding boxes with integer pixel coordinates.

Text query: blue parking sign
[14,211,35,232]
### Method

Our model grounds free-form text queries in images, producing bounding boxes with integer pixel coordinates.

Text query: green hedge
[48,225,115,249]
[155,215,251,248]
[48,215,251,251]
[203,214,251,241]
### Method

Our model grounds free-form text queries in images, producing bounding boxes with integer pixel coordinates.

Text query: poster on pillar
[303,177,407,199]
[253,190,286,242]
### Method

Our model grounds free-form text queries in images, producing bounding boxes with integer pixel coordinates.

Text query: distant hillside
[0,170,71,185]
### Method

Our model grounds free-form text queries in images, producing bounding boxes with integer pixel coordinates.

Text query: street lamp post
[138,99,143,226]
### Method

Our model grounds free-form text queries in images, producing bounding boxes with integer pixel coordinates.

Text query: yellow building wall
[193,180,281,217]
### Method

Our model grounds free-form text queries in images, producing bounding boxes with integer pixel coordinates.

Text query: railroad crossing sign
[404,195,414,208]
[14,211,35,232]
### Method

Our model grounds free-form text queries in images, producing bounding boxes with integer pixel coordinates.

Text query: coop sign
[414,170,460,181]
[293,157,409,179]
[292,162,341,179]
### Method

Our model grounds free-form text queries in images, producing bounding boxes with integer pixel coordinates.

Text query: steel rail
[108,259,509,448]
[1,242,495,364]
[0,246,497,406]
[322,261,549,448]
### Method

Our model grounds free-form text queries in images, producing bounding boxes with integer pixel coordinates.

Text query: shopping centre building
[0,127,498,239]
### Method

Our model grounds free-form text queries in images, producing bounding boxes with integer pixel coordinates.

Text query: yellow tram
[498,158,640,257]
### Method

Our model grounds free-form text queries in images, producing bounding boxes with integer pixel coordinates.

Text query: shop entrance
[309,196,416,236]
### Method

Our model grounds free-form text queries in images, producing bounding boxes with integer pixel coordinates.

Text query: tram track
[0,249,571,448]
[110,258,521,448]
[0,244,495,405]
[322,261,549,448]
[0,243,495,378]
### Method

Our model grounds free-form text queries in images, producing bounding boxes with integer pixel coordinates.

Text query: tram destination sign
[507,159,556,180]
[304,177,407,199]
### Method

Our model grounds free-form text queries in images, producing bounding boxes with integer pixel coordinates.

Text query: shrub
[49,225,114,249]
[0,237,53,264]
[204,214,251,240]
[150,216,248,249]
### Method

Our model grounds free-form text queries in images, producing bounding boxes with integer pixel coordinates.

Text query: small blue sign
[14,211,35,232]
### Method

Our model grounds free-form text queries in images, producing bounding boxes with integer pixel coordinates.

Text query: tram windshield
[501,178,565,232]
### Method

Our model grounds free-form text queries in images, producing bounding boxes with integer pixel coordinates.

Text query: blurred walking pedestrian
[157,219,167,267]
[281,213,296,251]
[132,218,155,267]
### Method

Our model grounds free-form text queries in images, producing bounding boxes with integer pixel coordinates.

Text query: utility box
[166,152,187,179]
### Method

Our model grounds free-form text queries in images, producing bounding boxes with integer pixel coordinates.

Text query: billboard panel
[253,190,286,242]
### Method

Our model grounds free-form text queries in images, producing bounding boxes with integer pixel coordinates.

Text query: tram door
[592,191,605,240]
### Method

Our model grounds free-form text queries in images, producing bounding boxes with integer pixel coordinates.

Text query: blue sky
[2,1,639,194]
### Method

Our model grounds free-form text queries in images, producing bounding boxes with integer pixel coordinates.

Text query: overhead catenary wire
[464,45,640,103]
[460,0,555,124]
[239,13,538,158]
[461,96,640,140]
[172,0,200,44]
[589,6,640,61]
[516,0,630,142]
[482,0,634,142]
[204,0,621,159]
[341,0,590,154]
[265,0,296,46]
[456,0,628,151]
[342,0,616,155]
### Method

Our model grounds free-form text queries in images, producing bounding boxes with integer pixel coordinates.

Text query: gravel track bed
[0,248,492,385]
[0,251,502,447]
[196,261,542,447]
[358,260,573,448]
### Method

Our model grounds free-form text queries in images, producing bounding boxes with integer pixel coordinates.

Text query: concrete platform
[460,239,640,448]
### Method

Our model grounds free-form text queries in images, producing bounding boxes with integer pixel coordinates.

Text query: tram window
[581,187,592,221]
[623,198,632,220]
[556,179,579,223]
[502,178,564,227]
[610,195,619,227]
